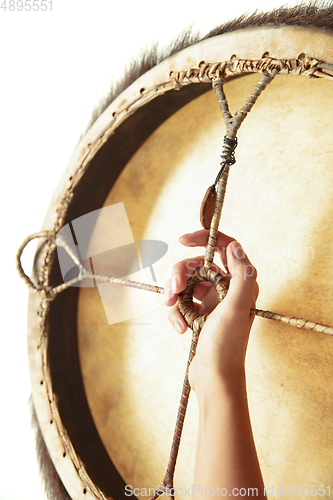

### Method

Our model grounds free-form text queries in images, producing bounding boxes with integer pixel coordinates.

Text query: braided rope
[253,309,333,335]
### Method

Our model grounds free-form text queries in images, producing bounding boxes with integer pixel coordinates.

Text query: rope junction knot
[214,136,238,187]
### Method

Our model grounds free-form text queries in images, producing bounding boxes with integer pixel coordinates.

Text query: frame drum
[27,24,333,500]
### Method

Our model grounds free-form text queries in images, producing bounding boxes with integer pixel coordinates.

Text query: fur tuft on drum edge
[31,3,333,500]
[84,1,333,134]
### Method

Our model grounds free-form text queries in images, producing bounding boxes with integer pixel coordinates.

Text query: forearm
[193,373,266,499]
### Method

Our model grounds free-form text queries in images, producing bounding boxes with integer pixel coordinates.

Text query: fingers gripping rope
[177,267,229,334]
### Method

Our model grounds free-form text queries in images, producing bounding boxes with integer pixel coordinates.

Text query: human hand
[164,230,258,395]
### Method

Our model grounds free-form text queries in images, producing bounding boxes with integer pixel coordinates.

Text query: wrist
[194,369,247,408]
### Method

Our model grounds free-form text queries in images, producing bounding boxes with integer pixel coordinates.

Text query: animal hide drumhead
[27,13,333,500]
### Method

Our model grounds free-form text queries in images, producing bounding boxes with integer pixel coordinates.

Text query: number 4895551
[0,0,52,11]
[278,485,331,496]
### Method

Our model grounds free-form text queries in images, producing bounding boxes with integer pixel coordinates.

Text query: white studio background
[0,0,304,498]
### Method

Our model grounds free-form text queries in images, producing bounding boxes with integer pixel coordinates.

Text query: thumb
[224,240,257,312]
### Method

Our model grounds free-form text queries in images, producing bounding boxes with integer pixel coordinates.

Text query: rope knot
[213,136,238,187]
[221,136,238,166]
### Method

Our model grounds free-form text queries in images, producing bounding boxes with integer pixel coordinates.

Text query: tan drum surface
[77,73,333,498]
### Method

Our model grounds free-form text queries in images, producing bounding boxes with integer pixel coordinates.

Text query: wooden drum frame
[24,24,333,500]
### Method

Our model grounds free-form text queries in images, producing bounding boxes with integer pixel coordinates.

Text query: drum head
[27,23,333,500]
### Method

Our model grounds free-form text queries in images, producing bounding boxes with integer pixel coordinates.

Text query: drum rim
[27,25,333,500]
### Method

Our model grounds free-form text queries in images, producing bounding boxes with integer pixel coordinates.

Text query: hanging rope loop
[16,230,165,301]
[15,230,57,300]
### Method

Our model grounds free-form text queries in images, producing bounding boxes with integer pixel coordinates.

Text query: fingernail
[172,274,179,293]
[231,241,246,260]
[164,287,173,303]
[174,320,183,334]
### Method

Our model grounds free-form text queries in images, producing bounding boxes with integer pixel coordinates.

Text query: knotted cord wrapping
[213,136,237,187]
